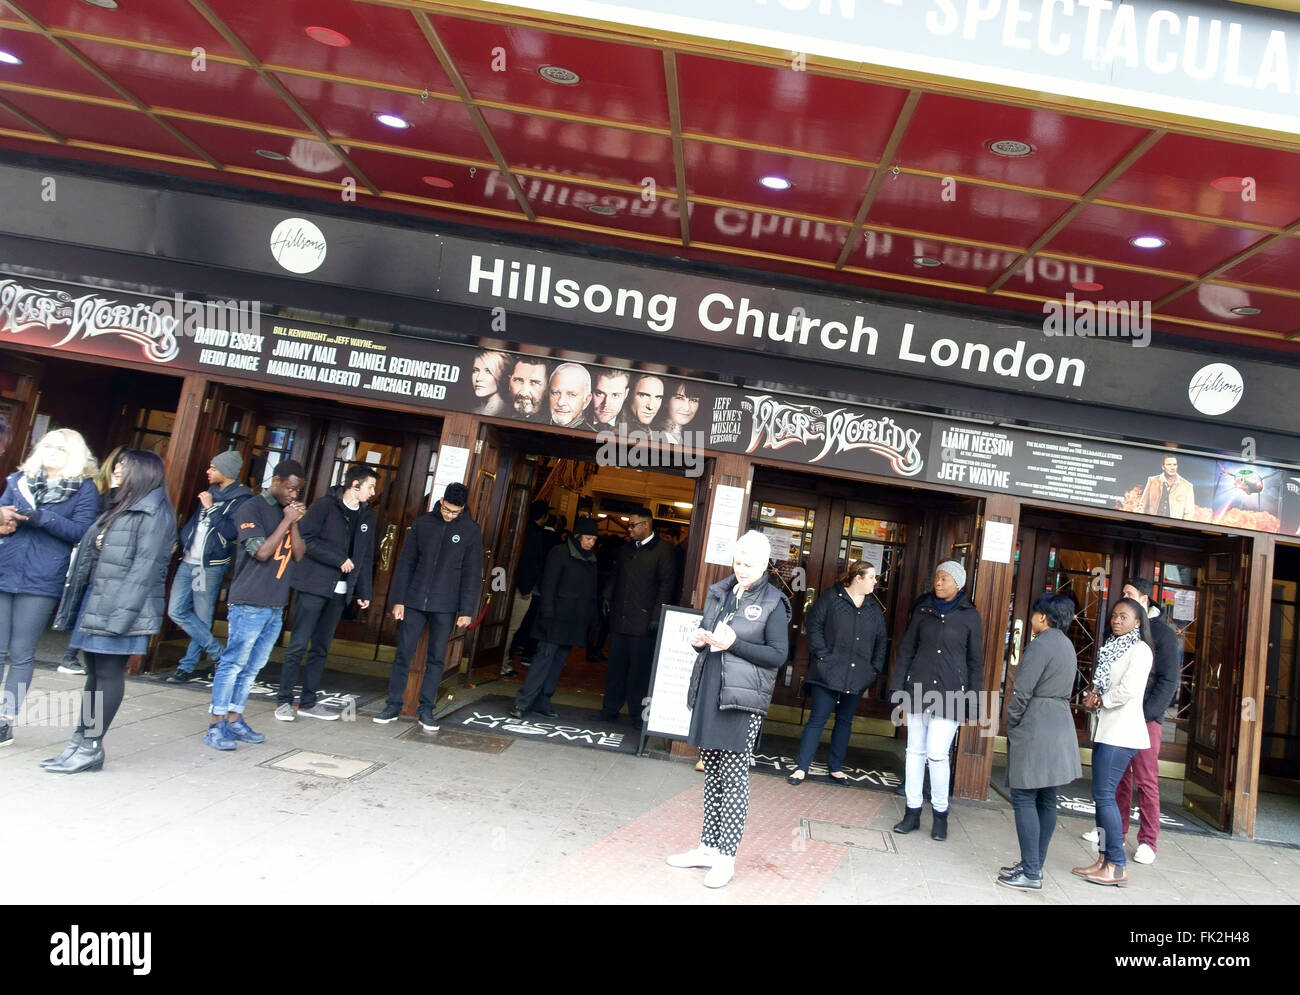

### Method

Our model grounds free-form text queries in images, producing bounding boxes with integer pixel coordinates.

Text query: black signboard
[2,274,1296,538]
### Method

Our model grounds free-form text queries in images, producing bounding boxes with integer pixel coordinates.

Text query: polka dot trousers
[699,713,763,857]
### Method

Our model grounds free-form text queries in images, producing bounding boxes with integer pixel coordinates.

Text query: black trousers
[385,608,455,714]
[602,631,653,721]
[510,597,540,658]
[514,641,573,713]
[277,591,347,709]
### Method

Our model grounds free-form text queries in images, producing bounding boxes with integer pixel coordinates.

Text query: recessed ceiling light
[1211,176,1246,192]
[1229,306,1261,316]
[306,26,351,47]
[913,256,942,267]
[1071,281,1104,292]
[1130,235,1166,249]
[255,149,288,160]
[759,175,792,191]
[988,139,1033,157]
[0,51,22,66]
[375,113,410,129]
[586,204,620,216]
[538,65,581,85]
[421,175,454,189]
[82,0,119,7]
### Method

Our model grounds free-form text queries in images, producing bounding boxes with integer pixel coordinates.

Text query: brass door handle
[378,523,397,571]
[799,587,817,635]
[1010,618,1024,669]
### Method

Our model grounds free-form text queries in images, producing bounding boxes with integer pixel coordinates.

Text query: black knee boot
[893,806,922,834]
[931,807,949,841]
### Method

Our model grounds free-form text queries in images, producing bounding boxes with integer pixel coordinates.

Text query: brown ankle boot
[1082,861,1128,887]
[1071,855,1106,878]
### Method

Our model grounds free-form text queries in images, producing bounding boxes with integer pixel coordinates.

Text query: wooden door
[311,421,423,650]
[1184,538,1249,831]
[1012,527,1126,741]
[460,423,511,677]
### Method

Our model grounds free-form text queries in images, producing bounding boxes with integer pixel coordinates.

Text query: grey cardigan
[1006,626,1083,790]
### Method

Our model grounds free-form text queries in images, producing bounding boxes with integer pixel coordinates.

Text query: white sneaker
[274,703,296,722]
[1134,843,1156,864]
[666,845,718,869]
[703,855,735,888]
[1081,827,1100,843]
[298,703,340,721]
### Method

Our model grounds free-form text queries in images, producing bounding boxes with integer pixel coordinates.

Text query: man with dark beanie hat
[374,481,483,731]
[167,450,252,682]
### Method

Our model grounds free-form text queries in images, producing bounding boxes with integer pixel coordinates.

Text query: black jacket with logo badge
[688,573,791,715]
[389,500,483,616]
[888,591,985,722]
[291,486,376,601]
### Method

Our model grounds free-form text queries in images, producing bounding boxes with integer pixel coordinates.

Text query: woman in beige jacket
[1073,597,1153,887]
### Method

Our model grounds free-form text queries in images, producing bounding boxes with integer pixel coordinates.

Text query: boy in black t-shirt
[204,460,307,751]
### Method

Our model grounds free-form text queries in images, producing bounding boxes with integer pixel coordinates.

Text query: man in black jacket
[275,464,378,721]
[373,482,483,731]
[1099,578,1181,865]
[166,450,252,682]
[600,507,676,724]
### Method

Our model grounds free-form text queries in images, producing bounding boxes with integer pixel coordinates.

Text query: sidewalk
[4,663,1299,905]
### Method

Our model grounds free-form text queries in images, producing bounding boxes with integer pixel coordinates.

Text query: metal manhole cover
[260,750,384,781]
[801,818,897,852]
[397,726,513,753]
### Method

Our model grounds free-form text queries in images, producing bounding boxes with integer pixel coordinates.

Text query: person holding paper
[668,530,791,889]
[0,429,99,748]
[787,560,887,785]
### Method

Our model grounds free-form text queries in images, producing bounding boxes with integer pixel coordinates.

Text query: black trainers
[166,669,196,684]
[372,702,402,724]
[0,721,12,747]
[418,711,440,732]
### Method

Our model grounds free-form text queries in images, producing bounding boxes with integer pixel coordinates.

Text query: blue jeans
[1092,742,1140,866]
[795,684,863,773]
[168,561,227,671]
[210,604,282,716]
[1009,786,1059,878]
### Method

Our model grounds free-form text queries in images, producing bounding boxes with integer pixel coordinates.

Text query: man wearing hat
[166,450,253,683]
[511,517,600,719]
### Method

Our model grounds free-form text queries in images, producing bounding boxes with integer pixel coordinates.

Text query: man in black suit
[600,507,675,724]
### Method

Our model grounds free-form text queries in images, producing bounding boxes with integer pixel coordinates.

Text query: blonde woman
[470,350,510,417]
[0,429,99,746]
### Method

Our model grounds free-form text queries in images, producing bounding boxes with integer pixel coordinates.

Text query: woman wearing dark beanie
[888,560,984,840]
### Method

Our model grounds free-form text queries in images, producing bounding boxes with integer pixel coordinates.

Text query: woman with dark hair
[787,560,886,785]
[44,450,176,774]
[470,350,510,417]
[57,443,126,678]
[658,380,701,445]
[998,593,1083,890]
[1072,596,1153,886]
[0,429,99,746]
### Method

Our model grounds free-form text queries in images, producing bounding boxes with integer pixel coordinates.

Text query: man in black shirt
[275,464,378,721]
[373,482,483,731]
[205,460,306,751]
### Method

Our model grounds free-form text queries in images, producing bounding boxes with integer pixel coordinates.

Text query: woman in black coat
[44,451,177,774]
[511,517,599,719]
[668,530,790,889]
[788,560,887,785]
[889,560,984,841]
[998,593,1083,890]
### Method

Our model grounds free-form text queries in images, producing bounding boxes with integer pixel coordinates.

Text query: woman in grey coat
[998,593,1083,890]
